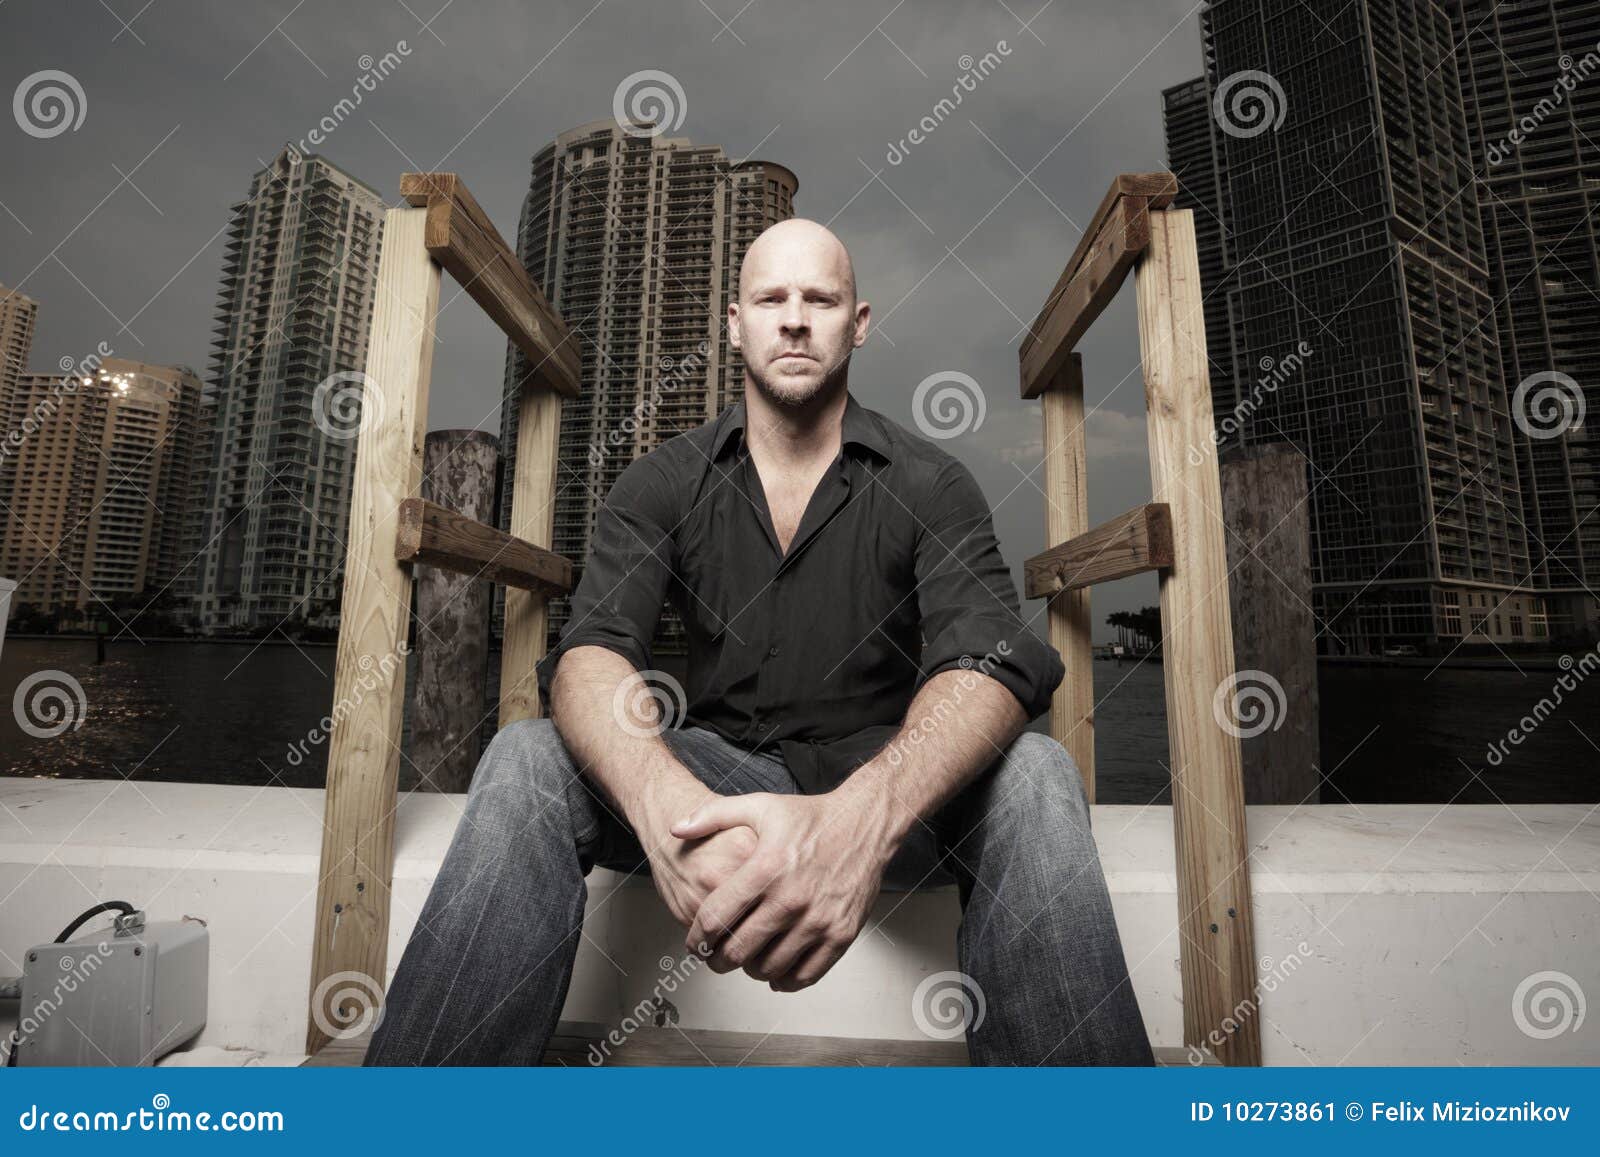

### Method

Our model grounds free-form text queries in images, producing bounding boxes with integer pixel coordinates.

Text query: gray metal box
[17,918,207,1066]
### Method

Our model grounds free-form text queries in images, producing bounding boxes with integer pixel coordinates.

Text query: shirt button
[767,645,779,657]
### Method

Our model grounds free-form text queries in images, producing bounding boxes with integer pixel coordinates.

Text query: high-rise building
[192,147,384,632]
[0,281,40,553]
[0,359,203,621]
[1165,0,1547,652]
[501,118,797,651]
[1457,0,1600,639]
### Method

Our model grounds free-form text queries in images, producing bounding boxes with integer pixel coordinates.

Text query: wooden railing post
[1135,206,1262,1066]
[306,206,440,1055]
[1039,353,1096,799]
[497,385,562,727]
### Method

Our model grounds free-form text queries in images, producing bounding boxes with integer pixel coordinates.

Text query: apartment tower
[0,359,203,620]
[1165,0,1545,651]
[192,148,384,632]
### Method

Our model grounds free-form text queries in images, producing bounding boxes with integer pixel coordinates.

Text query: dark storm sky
[1,0,1212,639]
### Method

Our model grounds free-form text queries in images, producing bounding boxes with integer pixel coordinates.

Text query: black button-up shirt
[534,390,1064,793]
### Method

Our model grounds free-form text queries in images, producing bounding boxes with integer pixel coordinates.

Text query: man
[364,218,1153,1067]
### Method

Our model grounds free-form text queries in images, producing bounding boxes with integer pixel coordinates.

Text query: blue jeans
[363,719,1154,1066]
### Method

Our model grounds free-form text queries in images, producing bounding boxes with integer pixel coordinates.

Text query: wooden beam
[1024,503,1174,598]
[1135,206,1261,1066]
[306,207,440,1056]
[1039,354,1095,799]
[496,384,562,727]
[1020,172,1176,399]
[395,497,572,596]
[399,172,580,398]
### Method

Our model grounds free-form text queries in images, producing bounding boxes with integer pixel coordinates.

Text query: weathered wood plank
[1020,172,1176,398]
[1135,207,1261,1066]
[399,172,580,398]
[395,496,572,596]
[306,207,440,1057]
[1021,197,1153,398]
[496,384,562,727]
[1038,353,1096,798]
[1024,503,1174,598]
[303,1022,1216,1067]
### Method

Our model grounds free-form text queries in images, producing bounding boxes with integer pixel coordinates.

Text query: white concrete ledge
[1,777,1596,1065]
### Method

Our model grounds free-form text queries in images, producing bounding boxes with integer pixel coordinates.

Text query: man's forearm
[832,667,1030,853]
[546,646,713,832]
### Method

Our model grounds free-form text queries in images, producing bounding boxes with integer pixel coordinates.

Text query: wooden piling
[410,429,500,792]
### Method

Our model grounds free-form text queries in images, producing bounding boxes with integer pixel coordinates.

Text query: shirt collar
[711,391,893,464]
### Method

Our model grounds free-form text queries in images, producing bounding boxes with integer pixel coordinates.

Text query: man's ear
[728,301,742,351]
[853,299,871,348]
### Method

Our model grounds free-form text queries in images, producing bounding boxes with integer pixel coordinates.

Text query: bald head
[738,218,857,305]
[729,218,870,406]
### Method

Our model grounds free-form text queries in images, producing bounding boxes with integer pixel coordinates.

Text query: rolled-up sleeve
[535,452,679,713]
[912,456,1064,721]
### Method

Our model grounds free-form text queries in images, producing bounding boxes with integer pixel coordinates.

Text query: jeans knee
[469,717,577,824]
[994,731,1092,832]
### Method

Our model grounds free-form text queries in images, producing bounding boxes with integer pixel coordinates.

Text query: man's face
[729,224,870,406]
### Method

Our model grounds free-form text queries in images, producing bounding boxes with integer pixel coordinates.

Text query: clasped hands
[636,775,901,992]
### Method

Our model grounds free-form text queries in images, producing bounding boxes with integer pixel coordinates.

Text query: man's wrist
[631,767,712,844]
[831,764,916,863]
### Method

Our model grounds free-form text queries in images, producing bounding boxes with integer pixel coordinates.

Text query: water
[0,639,1595,803]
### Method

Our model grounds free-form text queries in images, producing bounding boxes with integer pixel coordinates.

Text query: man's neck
[742,378,849,469]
